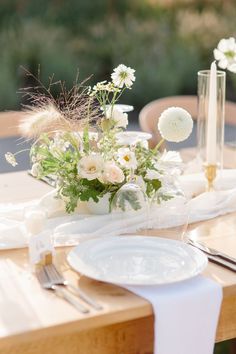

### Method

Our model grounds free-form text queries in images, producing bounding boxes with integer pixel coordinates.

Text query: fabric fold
[126,276,222,354]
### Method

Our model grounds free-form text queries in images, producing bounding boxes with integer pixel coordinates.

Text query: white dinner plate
[67,236,208,286]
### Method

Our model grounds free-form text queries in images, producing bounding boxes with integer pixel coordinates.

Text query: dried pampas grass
[19,104,70,138]
[18,67,102,139]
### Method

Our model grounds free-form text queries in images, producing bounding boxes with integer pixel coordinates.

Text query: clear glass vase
[197,69,226,169]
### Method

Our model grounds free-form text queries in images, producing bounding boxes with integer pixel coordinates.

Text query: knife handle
[208,255,236,272]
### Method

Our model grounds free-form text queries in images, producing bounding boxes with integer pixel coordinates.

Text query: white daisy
[117,148,137,169]
[214,37,236,73]
[158,107,193,143]
[111,64,136,88]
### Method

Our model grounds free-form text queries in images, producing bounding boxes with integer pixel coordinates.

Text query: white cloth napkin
[126,276,222,354]
[1,170,236,249]
[180,168,236,198]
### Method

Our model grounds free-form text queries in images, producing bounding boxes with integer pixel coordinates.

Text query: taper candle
[206,61,217,164]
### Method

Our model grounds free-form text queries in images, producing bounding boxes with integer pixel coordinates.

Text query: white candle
[206,61,217,164]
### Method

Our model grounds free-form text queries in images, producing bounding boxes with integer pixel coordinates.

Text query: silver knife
[187,239,236,265]
[207,254,236,272]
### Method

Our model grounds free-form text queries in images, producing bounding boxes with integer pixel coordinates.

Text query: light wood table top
[0,171,236,354]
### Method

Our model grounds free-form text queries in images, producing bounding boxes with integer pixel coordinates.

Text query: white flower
[105,106,128,128]
[117,148,137,169]
[160,150,182,163]
[135,175,146,191]
[31,163,42,177]
[50,133,70,153]
[158,107,193,142]
[78,154,104,180]
[5,152,18,167]
[145,169,163,180]
[111,64,136,88]
[214,37,236,73]
[101,162,125,184]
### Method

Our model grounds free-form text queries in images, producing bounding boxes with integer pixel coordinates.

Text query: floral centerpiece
[5,65,193,214]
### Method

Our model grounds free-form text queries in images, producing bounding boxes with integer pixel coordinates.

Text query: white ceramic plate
[67,236,208,286]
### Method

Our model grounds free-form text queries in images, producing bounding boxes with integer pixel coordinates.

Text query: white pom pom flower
[158,107,193,143]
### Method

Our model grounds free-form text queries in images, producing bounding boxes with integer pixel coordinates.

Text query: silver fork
[36,267,89,314]
[44,264,103,311]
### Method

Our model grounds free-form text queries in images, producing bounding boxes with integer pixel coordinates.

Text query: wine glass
[111,133,150,235]
[149,186,189,241]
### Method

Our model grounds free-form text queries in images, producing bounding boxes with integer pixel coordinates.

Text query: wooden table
[0,171,236,354]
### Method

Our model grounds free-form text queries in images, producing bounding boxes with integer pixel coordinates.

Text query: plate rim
[67,235,208,286]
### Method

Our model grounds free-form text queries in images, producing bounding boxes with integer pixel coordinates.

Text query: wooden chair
[139,95,236,148]
[0,111,25,138]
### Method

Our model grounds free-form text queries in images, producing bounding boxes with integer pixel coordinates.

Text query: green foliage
[113,190,141,212]
[1,1,236,111]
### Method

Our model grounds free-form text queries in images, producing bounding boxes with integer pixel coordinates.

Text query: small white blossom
[135,175,146,191]
[78,154,104,180]
[31,163,42,177]
[111,64,136,88]
[158,107,193,143]
[101,162,125,184]
[92,81,120,93]
[214,37,236,73]
[50,133,70,153]
[105,106,128,128]
[117,148,137,169]
[146,169,163,180]
[5,152,18,167]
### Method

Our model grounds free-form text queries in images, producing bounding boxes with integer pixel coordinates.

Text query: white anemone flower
[5,152,18,167]
[214,37,236,73]
[111,64,136,88]
[158,107,193,143]
[101,162,125,184]
[117,148,137,169]
[78,154,104,180]
[105,106,128,128]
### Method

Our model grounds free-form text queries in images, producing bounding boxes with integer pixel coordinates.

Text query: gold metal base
[204,164,217,192]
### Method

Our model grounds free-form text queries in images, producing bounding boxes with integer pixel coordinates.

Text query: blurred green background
[0,1,236,351]
[1,0,236,113]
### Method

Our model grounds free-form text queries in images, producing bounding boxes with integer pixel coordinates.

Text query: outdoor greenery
[0,1,235,352]
[1,0,236,112]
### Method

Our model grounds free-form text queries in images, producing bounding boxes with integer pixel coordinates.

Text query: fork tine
[36,266,90,313]
[36,267,51,289]
[45,264,103,310]
[45,264,64,284]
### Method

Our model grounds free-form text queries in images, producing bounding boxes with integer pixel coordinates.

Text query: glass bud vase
[197,69,226,169]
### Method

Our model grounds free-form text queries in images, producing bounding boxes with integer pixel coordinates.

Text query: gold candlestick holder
[204,164,217,192]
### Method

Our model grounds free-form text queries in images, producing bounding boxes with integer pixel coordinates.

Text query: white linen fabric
[1,170,236,249]
[180,168,236,198]
[126,276,222,354]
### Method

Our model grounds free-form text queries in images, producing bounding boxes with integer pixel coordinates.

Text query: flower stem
[153,138,165,152]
